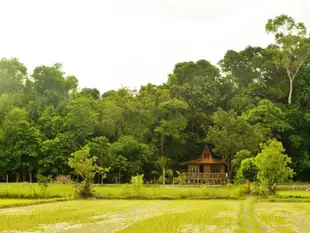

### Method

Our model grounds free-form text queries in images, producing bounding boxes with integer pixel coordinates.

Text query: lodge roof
[180,147,225,166]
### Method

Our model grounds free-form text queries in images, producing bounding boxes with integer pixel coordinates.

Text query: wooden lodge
[178,147,228,185]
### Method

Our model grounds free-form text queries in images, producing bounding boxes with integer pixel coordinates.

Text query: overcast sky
[0,0,307,92]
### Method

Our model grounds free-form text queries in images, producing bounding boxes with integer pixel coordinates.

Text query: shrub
[238,184,249,197]
[130,174,144,195]
[55,175,73,184]
[255,139,294,194]
[240,158,258,192]
[175,171,187,185]
[37,174,52,196]
[74,181,94,198]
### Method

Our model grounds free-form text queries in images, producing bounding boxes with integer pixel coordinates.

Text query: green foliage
[232,149,252,172]
[240,158,258,182]
[175,171,187,185]
[1,14,310,184]
[266,14,310,104]
[240,158,258,192]
[36,174,52,195]
[246,99,291,134]
[64,97,99,141]
[152,156,173,186]
[206,108,266,178]
[68,146,109,198]
[0,58,27,94]
[255,139,295,194]
[130,174,144,194]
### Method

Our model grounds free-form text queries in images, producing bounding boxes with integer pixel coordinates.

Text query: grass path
[237,197,259,233]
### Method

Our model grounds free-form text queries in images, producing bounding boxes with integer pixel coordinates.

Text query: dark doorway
[199,165,204,173]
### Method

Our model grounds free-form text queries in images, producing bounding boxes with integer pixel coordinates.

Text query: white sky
[0,0,307,92]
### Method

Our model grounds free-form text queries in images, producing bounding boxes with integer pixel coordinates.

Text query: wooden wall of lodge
[188,164,225,174]
[177,164,228,185]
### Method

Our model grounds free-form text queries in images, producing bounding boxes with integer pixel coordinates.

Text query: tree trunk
[29,171,32,183]
[226,162,233,182]
[288,78,293,104]
[16,173,20,183]
[163,168,165,186]
[101,175,104,184]
[160,133,164,157]
[247,180,251,193]
[6,174,8,183]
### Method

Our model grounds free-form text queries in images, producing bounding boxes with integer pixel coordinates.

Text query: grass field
[0,198,66,208]
[1,183,310,201]
[0,183,243,199]
[277,190,310,197]
[1,199,310,232]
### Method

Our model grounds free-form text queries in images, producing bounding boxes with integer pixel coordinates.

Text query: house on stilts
[178,147,228,185]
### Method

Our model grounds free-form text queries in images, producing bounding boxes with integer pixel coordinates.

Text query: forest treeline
[0,15,310,183]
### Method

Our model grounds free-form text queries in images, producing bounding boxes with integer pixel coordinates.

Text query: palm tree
[152,156,173,186]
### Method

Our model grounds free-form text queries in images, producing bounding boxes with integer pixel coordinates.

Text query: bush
[130,174,144,195]
[37,174,52,196]
[238,184,249,196]
[55,175,73,184]
[175,171,187,185]
[74,179,94,198]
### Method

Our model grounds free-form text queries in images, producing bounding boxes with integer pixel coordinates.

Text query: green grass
[0,183,243,199]
[94,184,242,199]
[0,200,240,232]
[1,183,309,200]
[0,198,67,208]
[254,202,310,232]
[1,199,310,232]
[277,190,310,197]
[0,183,74,198]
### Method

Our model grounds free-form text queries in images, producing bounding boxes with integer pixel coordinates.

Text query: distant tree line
[0,15,310,183]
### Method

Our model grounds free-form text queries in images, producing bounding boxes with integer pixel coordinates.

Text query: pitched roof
[180,147,225,165]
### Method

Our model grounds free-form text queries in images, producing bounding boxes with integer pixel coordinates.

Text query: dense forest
[0,15,310,183]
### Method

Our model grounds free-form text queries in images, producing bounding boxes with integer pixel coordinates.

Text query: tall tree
[1,108,42,182]
[255,139,294,193]
[0,58,27,94]
[266,15,310,104]
[206,108,266,178]
[154,99,188,162]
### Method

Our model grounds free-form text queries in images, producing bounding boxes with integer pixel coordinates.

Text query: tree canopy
[0,14,308,183]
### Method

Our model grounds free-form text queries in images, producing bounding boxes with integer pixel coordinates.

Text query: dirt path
[238,197,262,233]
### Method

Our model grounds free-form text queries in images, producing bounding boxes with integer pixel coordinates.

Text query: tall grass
[0,198,67,208]
[94,184,243,199]
[0,183,244,199]
[0,183,74,199]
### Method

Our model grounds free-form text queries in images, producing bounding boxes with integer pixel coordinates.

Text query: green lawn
[1,199,310,232]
